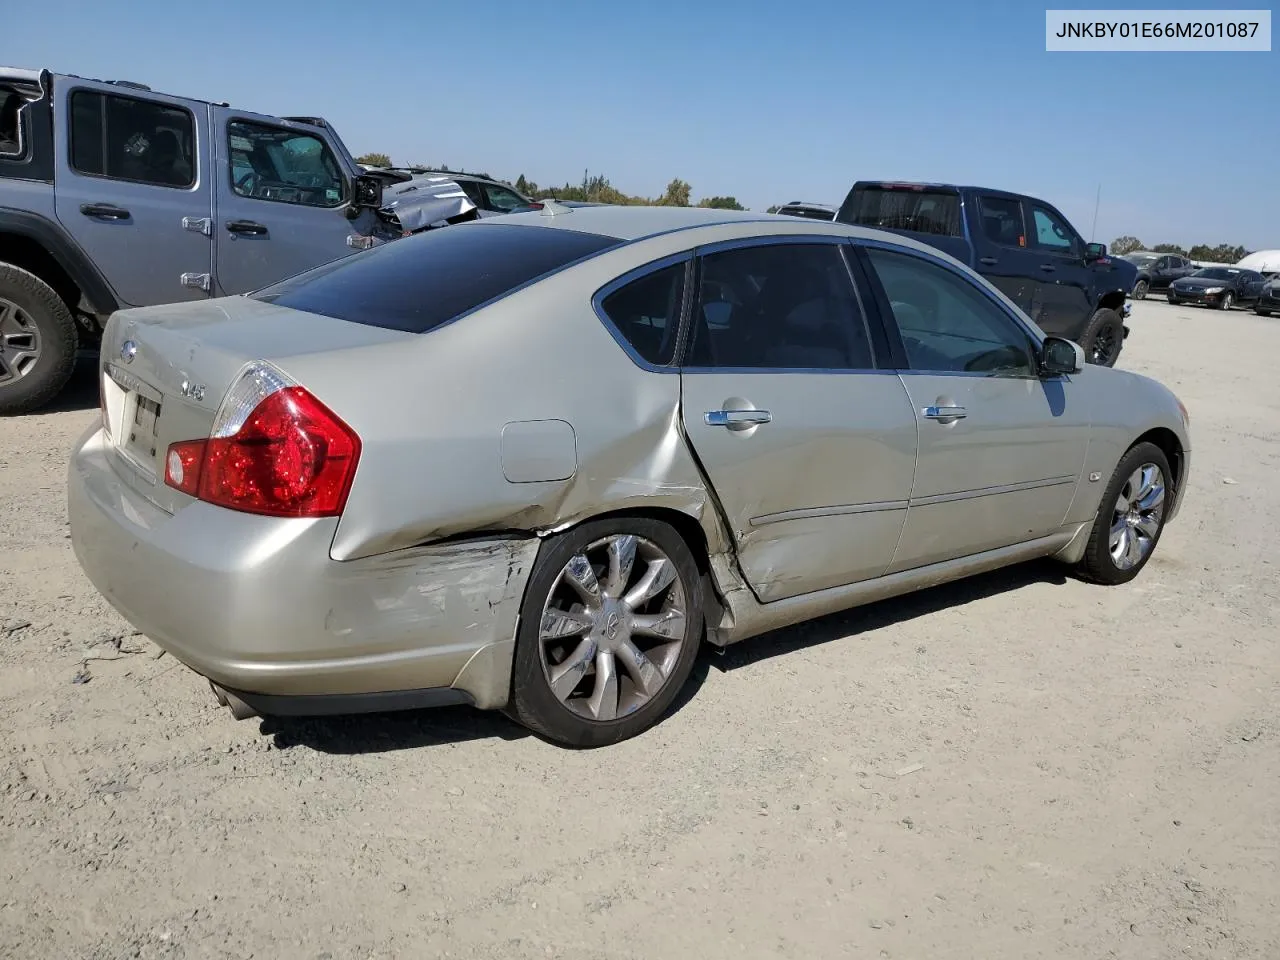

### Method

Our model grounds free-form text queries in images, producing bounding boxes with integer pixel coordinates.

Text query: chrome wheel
[538,534,687,722]
[0,296,42,387]
[1109,463,1166,571]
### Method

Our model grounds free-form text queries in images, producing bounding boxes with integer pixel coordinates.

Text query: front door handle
[80,203,130,220]
[979,256,998,266]
[705,409,772,429]
[226,220,268,235]
[922,405,966,421]
[1039,264,1057,272]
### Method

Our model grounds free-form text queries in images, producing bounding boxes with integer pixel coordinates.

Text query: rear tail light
[163,362,361,518]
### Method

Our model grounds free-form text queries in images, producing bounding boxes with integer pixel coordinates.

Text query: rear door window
[977,195,1024,247]
[69,90,195,188]
[253,223,621,332]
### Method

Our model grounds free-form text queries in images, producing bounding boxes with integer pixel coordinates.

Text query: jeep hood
[379,175,477,233]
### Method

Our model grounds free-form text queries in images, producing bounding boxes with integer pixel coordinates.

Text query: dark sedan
[1167,267,1267,310]
[1123,252,1195,298]
[1256,277,1280,317]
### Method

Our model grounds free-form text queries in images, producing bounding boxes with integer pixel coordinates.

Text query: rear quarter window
[253,223,621,333]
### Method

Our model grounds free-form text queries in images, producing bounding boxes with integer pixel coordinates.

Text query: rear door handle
[80,203,130,220]
[979,256,998,266]
[1039,264,1056,272]
[922,405,966,421]
[226,220,268,235]
[705,409,772,429]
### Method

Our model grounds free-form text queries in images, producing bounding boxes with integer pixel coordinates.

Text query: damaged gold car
[67,204,1191,747]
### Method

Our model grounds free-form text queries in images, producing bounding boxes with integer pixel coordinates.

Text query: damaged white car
[68,205,1190,747]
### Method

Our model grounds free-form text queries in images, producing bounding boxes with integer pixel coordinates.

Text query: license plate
[121,391,163,476]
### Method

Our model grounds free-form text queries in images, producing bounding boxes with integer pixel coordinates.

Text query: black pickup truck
[835,182,1135,366]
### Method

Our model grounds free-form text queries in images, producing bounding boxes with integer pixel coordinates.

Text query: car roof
[481,204,955,255]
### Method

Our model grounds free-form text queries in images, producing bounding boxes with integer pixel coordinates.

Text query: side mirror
[1084,241,1107,261]
[1041,336,1084,375]
[351,173,385,210]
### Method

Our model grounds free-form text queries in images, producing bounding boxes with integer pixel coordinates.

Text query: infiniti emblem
[120,340,137,363]
[604,612,621,640]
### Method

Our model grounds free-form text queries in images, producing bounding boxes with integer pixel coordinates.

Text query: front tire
[509,516,704,748]
[1256,307,1272,317]
[1080,307,1124,367]
[1219,292,1234,311]
[0,263,79,415]
[1075,441,1173,585]
[1132,279,1149,300]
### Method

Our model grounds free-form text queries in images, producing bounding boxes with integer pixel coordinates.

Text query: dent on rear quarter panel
[277,237,734,562]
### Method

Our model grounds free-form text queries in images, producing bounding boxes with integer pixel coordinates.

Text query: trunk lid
[98,296,410,515]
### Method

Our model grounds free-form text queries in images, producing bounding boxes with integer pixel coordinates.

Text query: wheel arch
[1132,426,1184,503]
[1097,289,1128,313]
[0,210,118,317]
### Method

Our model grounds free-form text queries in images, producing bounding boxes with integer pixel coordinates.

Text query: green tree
[1110,235,1144,255]
[698,196,745,210]
[355,152,392,168]
[656,178,691,207]
[1187,243,1249,263]
[766,205,781,214]
[1151,243,1188,256]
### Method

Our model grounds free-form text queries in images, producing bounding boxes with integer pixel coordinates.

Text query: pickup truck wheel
[1132,279,1149,300]
[1080,307,1124,367]
[0,263,78,416]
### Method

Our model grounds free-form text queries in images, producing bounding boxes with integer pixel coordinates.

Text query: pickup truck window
[1030,206,1076,253]
[865,247,1035,377]
[69,90,195,188]
[977,195,1024,247]
[228,120,345,208]
[843,187,961,237]
[0,93,25,158]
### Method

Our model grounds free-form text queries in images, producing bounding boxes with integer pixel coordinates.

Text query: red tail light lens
[164,384,360,518]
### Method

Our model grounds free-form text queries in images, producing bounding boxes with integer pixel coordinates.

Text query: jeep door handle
[80,203,130,220]
[226,220,268,235]
[705,409,772,429]
[1039,264,1057,272]
[922,405,966,421]
[979,256,998,266]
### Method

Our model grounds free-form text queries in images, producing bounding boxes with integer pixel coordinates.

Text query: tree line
[355,155,745,210]
[1110,235,1252,264]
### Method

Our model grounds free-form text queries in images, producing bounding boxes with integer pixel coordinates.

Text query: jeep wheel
[1080,307,1124,367]
[0,263,78,415]
[1132,279,1149,300]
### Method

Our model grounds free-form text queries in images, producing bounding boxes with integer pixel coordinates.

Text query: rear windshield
[839,186,962,237]
[253,223,621,332]
[777,206,835,220]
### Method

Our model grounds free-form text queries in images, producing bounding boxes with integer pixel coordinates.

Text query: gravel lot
[1,298,1276,960]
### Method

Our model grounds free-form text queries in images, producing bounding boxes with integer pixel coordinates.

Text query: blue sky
[7,0,1277,248]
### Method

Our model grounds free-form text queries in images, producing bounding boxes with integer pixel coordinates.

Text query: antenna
[1091,183,1101,240]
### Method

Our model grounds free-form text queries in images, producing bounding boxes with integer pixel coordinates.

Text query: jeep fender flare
[0,207,119,316]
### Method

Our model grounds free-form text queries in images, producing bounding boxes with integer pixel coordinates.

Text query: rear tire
[1079,307,1124,367]
[1075,441,1173,586]
[509,516,704,748]
[1256,307,1271,317]
[0,263,78,416]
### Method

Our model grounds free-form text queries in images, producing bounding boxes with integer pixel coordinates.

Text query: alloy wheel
[537,534,688,721]
[1089,327,1118,365]
[1221,292,1233,311]
[0,296,42,386]
[1109,462,1166,571]
[1133,280,1148,300]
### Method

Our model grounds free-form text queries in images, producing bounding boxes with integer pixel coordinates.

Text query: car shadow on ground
[39,357,99,414]
[264,559,1069,756]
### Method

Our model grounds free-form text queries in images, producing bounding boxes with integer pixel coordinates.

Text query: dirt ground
[1,298,1276,960]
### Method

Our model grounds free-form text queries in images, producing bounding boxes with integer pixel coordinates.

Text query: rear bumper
[67,424,537,711]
